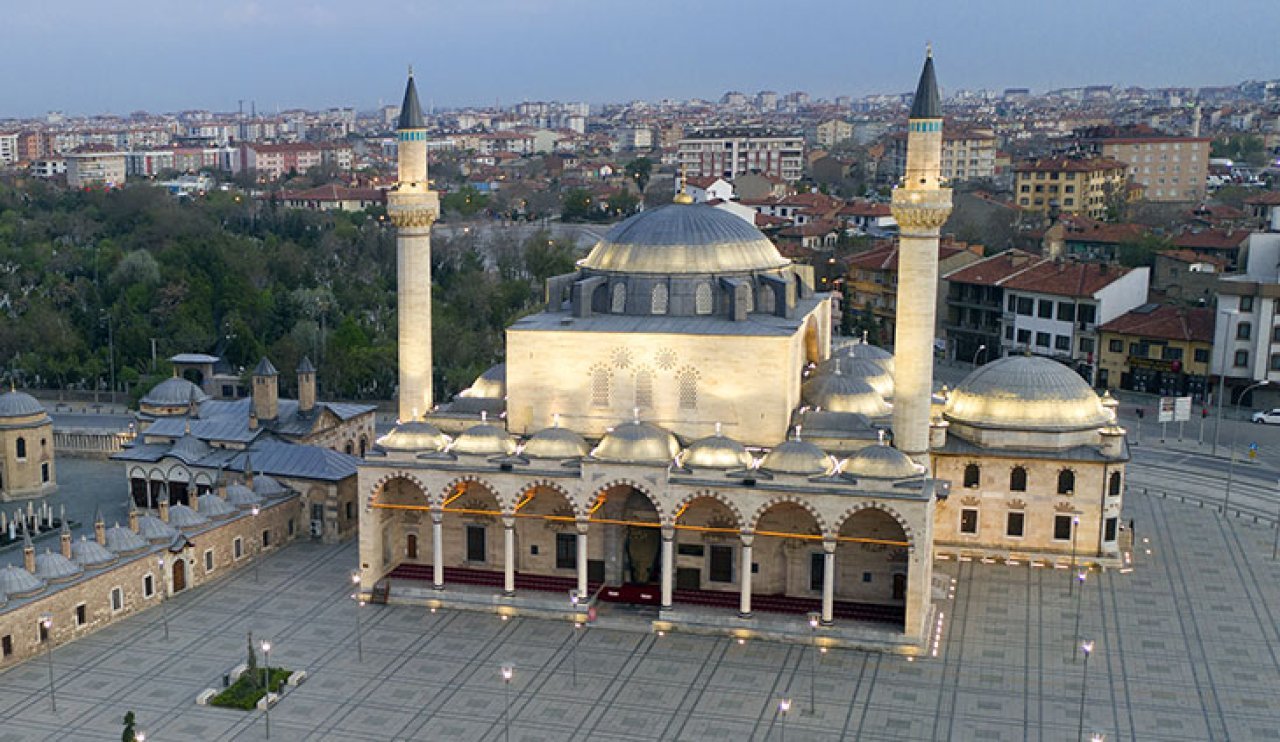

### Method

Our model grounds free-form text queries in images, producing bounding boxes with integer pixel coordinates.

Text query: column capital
[661,525,675,540]
[575,518,590,534]
[739,531,755,547]
[430,509,443,524]
[822,539,837,554]
[501,515,516,529]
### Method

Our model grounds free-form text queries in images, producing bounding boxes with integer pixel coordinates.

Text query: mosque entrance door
[172,558,187,592]
[406,534,418,560]
[621,489,661,585]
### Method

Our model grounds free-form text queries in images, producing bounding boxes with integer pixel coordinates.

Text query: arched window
[695,282,714,315]
[591,365,611,408]
[963,463,980,488]
[344,442,354,455]
[1009,466,1027,492]
[634,367,654,410]
[678,367,699,410]
[610,283,627,313]
[650,283,668,314]
[1058,469,1076,495]
[757,284,775,314]
[15,437,26,459]
[1108,471,1121,497]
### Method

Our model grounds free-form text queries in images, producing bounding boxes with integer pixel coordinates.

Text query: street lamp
[501,664,514,742]
[1068,516,1081,596]
[351,569,365,663]
[1213,309,1242,457]
[569,589,581,688]
[778,698,792,742]
[260,639,272,739]
[251,505,261,583]
[1071,570,1088,662]
[806,612,820,715]
[40,613,55,712]
[1224,379,1269,515]
[157,556,170,640]
[1077,640,1094,742]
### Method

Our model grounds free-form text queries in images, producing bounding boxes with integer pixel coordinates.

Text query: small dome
[137,515,177,543]
[140,377,208,408]
[845,443,921,479]
[581,202,789,275]
[34,549,83,582]
[167,504,209,528]
[225,483,262,510]
[818,356,894,398]
[252,474,289,497]
[761,439,832,476]
[802,371,891,416]
[522,425,590,459]
[197,493,237,519]
[683,434,753,469]
[169,435,211,463]
[0,565,45,598]
[105,524,148,554]
[594,421,680,465]
[945,356,1111,431]
[832,341,894,373]
[0,390,45,418]
[377,421,449,453]
[462,363,506,399]
[72,536,118,568]
[451,423,518,456]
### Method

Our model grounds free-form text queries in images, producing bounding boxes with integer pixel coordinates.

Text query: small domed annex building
[0,389,56,500]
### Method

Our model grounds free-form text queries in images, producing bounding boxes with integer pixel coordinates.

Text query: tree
[1117,232,1172,268]
[122,711,137,742]
[1212,135,1267,167]
[561,189,596,222]
[625,157,653,192]
[604,190,640,218]
[441,185,490,219]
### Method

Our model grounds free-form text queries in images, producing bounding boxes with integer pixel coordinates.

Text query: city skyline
[3,0,1278,117]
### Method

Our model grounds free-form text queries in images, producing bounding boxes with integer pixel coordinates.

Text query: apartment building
[677,127,804,181]
[886,127,997,182]
[65,146,126,188]
[1013,156,1129,221]
[1076,125,1210,203]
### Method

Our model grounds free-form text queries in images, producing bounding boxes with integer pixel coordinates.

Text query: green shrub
[209,668,293,710]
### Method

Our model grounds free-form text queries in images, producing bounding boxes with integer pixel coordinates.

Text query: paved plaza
[0,480,1277,741]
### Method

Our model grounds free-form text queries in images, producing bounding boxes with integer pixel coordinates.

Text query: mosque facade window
[634,367,654,410]
[651,284,668,314]
[678,368,699,410]
[1057,469,1075,495]
[963,463,980,488]
[611,283,627,313]
[695,282,714,315]
[15,437,25,460]
[590,365,611,408]
[1108,471,1122,497]
[1009,466,1027,492]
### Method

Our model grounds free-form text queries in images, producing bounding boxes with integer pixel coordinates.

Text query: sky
[3,0,1278,117]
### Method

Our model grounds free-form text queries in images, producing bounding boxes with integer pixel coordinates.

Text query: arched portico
[835,507,911,629]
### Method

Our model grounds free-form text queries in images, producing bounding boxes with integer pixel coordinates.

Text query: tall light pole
[351,569,364,663]
[1224,379,1269,516]
[252,505,261,583]
[1078,640,1094,742]
[40,613,55,713]
[807,612,820,715]
[778,698,791,742]
[157,556,170,640]
[569,590,581,688]
[1072,570,1088,662]
[261,639,272,739]
[1068,516,1081,596]
[501,664,514,742]
[1213,309,1241,457]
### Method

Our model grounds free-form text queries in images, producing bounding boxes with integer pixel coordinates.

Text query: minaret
[891,47,953,463]
[389,68,440,421]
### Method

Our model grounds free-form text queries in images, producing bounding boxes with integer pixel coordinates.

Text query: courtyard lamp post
[807,612,821,715]
[777,698,791,742]
[1224,379,1269,516]
[569,590,581,688]
[251,505,261,583]
[351,569,364,662]
[40,613,55,713]
[501,664,514,742]
[1071,570,1088,662]
[1068,516,1081,596]
[261,639,272,739]
[157,556,170,641]
[1212,309,1241,458]
[1077,640,1094,742]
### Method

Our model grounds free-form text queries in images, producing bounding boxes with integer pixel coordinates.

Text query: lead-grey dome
[72,535,118,568]
[581,203,789,275]
[34,549,83,582]
[945,356,1111,430]
[105,524,148,554]
[761,439,832,476]
[137,514,177,543]
[683,434,754,470]
[462,363,506,399]
[225,483,262,509]
[831,341,894,373]
[377,421,448,453]
[594,421,681,464]
[817,356,894,398]
[0,565,46,598]
[845,443,921,479]
[167,504,209,528]
[522,425,590,459]
[140,377,208,407]
[802,370,891,417]
[197,492,237,519]
[0,390,45,418]
[451,423,518,456]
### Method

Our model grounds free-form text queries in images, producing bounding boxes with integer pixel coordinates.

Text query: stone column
[576,519,589,598]
[431,510,444,591]
[660,526,675,609]
[503,516,516,596]
[821,540,836,625]
[739,532,754,618]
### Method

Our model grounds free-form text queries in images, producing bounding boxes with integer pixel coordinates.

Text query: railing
[54,428,135,457]
[1137,485,1280,527]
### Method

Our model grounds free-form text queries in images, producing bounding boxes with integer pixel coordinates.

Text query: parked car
[1251,409,1280,424]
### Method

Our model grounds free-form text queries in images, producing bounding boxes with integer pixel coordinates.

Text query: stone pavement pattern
[1,490,1278,741]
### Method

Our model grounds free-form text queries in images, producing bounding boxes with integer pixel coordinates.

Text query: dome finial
[877,429,887,446]
[480,410,488,423]
[552,412,561,428]
[794,425,803,442]
[632,407,641,424]
[715,421,722,436]
[674,166,693,204]
[926,41,932,58]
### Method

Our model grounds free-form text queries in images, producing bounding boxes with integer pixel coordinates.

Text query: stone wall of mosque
[931,453,1124,560]
[0,418,56,500]
[504,304,831,448]
[297,411,376,459]
[0,498,299,668]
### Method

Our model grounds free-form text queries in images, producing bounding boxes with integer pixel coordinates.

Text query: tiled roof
[1244,191,1280,206]
[1002,260,1134,298]
[1156,249,1227,268]
[850,242,971,272]
[1171,229,1249,251]
[1014,156,1127,173]
[942,249,1045,286]
[1097,304,1214,343]
[1059,217,1148,245]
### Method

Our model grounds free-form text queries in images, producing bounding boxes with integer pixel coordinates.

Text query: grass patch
[209,668,293,710]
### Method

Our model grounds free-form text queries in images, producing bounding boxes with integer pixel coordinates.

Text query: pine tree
[122,711,136,742]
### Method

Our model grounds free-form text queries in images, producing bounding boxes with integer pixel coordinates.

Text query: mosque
[357,53,1127,649]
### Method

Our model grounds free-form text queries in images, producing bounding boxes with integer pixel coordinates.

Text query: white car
[1252,409,1280,424]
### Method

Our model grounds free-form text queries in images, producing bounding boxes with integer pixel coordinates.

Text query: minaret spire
[890,47,953,463]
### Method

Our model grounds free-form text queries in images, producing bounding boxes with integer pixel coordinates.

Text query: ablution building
[357,53,1128,650]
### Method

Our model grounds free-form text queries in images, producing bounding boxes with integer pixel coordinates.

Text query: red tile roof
[1014,155,1127,173]
[1002,260,1135,297]
[1098,304,1214,343]
[1171,228,1249,251]
[1058,216,1148,245]
[850,240,974,272]
[1155,249,1227,269]
[943,249,1047,286]
[1244,191,1280,206]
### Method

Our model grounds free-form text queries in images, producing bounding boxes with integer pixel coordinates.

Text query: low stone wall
[54,428,135,458]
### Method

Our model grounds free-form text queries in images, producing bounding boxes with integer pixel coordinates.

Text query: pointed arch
[671,490,746,531]
[369,472,434,508]
[748,495,829,536]
[833,502,916,549]
[441,475,508,512]
[589,478,668,525]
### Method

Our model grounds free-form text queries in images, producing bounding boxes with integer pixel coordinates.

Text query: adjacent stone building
[0,390,56,501]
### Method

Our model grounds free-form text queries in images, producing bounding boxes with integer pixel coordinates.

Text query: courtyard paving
[1,481,1278,741]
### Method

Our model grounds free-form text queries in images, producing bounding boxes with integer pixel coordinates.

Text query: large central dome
[580,202,789,275]
[945,356,1111,431]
